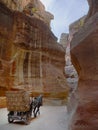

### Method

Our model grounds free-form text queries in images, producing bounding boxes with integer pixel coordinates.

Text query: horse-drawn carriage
[6,90,43,125]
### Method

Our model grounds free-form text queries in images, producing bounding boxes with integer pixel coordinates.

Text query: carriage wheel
[25,113,31,125]
[25,120,30,125]
[8,117,13,123]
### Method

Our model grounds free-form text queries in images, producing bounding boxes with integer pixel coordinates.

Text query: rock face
[85,0,98,21]
[60,32,78,90]
[70,1,98,130]
[60,33,69,50]
[23,0,54,27]
[1,0,53,28]
[69,16,86,41]
[0,2,68,101]
[65,16,86,90]
[0,3,13,94]
[1,0,30,11]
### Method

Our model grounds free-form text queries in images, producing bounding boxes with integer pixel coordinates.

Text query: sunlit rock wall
[59,30,79,90]
[60,33,69,50]
[0,2,68,100]
[23,0,54,28]
[0,0,53,28]
[70,0,98,129]
[0,0,30,11]
[12,12,68,98]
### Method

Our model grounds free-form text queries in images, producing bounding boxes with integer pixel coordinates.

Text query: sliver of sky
[40,0,89,41]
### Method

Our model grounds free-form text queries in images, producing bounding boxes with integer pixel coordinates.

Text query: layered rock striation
[0,2,68,100]
[0,0,30,11]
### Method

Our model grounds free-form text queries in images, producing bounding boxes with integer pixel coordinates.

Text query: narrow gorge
[0,0,98,130]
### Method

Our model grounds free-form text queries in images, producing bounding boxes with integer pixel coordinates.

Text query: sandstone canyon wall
[0,0,30,11]
[0,1,68,104]
[70,0,98,129]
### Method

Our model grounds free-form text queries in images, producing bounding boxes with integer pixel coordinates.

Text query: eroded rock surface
[85,0,98,21]
[0,0,30,11]
[60,28,79,90]
[70,1,98,129]
[0,2,68,101]
[23,0,54,27]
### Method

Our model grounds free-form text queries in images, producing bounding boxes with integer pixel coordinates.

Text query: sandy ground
[0,106,68,130]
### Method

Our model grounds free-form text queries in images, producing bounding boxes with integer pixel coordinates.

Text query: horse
[32,95,43,117]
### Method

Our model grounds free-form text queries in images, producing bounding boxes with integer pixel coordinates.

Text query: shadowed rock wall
[70,0,98,129]
[0,3,14,93]
[85,0,98,21]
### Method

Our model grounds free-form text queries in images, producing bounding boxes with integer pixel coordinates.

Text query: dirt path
[0,106,68,130]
